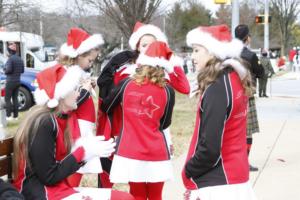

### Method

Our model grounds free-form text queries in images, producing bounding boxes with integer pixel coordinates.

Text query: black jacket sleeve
[76,88,90,106]
[97,50,138,99]
[101,78,131,113]
[0,179,24,200]
[160,85,175,130]
[4,58,13,74]
[251,53,264,78]
[28,115,82,186]
[185,77,228,178]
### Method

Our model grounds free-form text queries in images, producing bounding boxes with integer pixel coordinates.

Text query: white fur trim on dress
[189,181,257,200]
[77,157,103,174]
[222,59,247,80]
[76,34,104,55]
[78,119,95,137]
[129,24,168,50]
[54,65,85,100]
[60,43,78,58]
[186,28,244,60]
[110,155,173,183]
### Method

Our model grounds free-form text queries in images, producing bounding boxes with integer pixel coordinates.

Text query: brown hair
[196,57,253,96]
[13,105,72,178]
[133,65,166,87]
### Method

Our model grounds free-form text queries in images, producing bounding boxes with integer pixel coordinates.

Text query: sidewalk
[163,96,300,200]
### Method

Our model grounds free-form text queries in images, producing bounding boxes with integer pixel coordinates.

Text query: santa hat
[60,28,104,58]
[34,64,85,108]
[129,21,168,50]
[186,24,243,60]
[136,41,173,68]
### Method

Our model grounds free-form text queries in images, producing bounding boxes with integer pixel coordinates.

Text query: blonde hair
[133,65,166,87]
[196,57,253,96]
[13,105,72,178]
[57,47,101,66]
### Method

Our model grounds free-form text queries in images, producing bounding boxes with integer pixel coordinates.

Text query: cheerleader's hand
[164,64,174,74]
[81,78,93,92]
[75,136,116,160]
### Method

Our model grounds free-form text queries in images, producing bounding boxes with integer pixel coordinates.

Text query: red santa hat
[60,28,104,58]
[129,21,168,50]
[186,24,243,59]
[136,41,174,68]
[34,64,85,108]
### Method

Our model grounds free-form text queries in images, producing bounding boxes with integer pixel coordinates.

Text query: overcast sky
[27,0,223,14]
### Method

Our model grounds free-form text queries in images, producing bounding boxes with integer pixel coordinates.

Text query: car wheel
[18,86,33,111]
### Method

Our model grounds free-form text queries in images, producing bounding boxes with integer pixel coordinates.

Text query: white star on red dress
[138,96,160,118]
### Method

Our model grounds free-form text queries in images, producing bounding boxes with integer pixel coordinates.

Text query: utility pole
[231,0,239,37]
[264,0,269,50]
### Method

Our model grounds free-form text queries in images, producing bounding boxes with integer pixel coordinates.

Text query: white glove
[167,54,184,73]
[164,63,174,73]
[74,136,116,161]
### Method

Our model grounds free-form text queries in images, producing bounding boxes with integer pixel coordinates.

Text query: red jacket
[182,71,249,189]
[101,78,175,161]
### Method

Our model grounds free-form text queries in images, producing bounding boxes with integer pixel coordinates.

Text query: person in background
[182,24,256,200]
[4,42,24,121]
[293,49,300,72]
[235,24,264,172]
[277,56,286,71]
[259,49,275,97]
[288,47,296,71]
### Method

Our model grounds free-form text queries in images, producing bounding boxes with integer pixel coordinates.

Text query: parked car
[0,54,38,111]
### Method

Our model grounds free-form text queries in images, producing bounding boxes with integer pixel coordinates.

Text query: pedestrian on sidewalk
[235,24,264,172]
[101,41,175,200]
[259,49,275,97]
[4,42,24,121]
[293,49,300,72]
[182,24,257,200]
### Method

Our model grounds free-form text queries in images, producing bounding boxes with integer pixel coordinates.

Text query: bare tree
[269,0,300,55]
[0,0,30,27]
[85,0,163,39]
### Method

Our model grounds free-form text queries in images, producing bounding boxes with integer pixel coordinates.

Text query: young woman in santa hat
[12,64,135,200]
[97,20,189,188]
[52,28,106,187]
[181,24,257,200]
[101,41,175,200]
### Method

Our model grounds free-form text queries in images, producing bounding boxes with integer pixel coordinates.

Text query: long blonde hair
[196,57,253,96]
[133,65,166,87]
[13,105,72,178]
